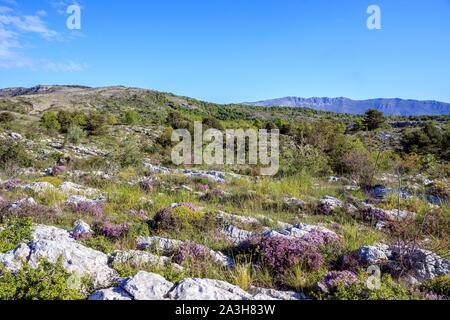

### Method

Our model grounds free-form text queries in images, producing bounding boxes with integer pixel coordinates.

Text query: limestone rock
[167,278,251,300]
[121,271,174,300]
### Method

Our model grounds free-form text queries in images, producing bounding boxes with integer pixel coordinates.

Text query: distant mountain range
[243,97,450,116]
[1,86,449,116]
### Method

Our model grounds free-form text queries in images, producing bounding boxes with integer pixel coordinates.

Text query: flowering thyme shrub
[0,201,58,221]
[66,201,104,217]
[128,209,146,216]
[320,272,419,300]
[153,204,204,232]
[97,221,130,239]
[199,189,226,201]
[323,271,358,289]
[361,206,387,222]
[302,230,339,247]
[173,241,213,275]
[2,179,22,191]
[139,179,154,193]
[420,275,450,297]
[318,203,333,215]
[176,202,199,212]
[259,236,324,273]
[51,165,66,176]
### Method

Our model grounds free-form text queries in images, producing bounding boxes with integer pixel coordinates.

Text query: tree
[363,109,385,131]
[401,121,443,157]
[40,112,61,133]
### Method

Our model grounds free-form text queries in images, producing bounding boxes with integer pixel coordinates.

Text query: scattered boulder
[167,278,251,300]
[8,197,36,210]
[388,246,450,282]
[66,195,105,206]
[60,182,100,197]
[71,220,93,239]
[181,169,226,183]
[88,287,133,300]
[318,196,344,214]
[221,224,254,245]
[121,271,174,300]
[355,244,391,265]
[0,243,31,273]
[136,236,183,254]
[248,286,307,300]
[89,273,307,301]
[282,197,306,211]
[23,182,56,193]
[109,250,183,271]
[217,211,260,225]
[0,224,118,288]
[352,243,450,283]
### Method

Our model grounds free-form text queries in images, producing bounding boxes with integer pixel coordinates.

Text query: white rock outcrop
[0,224,118,288]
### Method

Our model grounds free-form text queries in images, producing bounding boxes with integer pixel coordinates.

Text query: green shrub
[0,218,34,253]
[40,111,61,133]
[115,138,143,168]
[121,110,139,125]
[0,258,86,300]
[66,124,87,144]
[0,112,15,124]
[81,235,115,254]
[0,139,32,170]
[321,272,419,300]
[152,205,214,239]
[402,122,447,160]
[421,276,450,297]
[86,112,109,136]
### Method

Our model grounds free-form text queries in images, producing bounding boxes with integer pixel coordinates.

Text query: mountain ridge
[243,96,450,116]
[1,86,450,116]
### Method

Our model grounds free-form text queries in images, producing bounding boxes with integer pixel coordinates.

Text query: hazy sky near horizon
[0,0,450,103]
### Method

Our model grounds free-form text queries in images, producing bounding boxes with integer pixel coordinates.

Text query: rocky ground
[0,86,449,300]
[0,155,448,300]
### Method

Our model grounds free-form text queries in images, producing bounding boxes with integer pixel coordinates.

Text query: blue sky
[1,0,450,103]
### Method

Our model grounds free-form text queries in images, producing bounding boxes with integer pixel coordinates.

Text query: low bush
[153,204,205,232]
[321,272,420,300]
[420,275,450,297]
[173,241,216,277]
[246,236,325,274]
[0,218,33,253]
[0,258,87,300]
[66,201,104,217]
[96,221,130,239]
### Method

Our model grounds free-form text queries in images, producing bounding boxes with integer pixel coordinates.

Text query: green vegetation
[363,109,386,131]
[0,218,34,253]
[0,86,449,301]
[0,258,87,300]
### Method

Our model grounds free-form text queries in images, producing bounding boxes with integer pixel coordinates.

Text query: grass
[1,95,449,300]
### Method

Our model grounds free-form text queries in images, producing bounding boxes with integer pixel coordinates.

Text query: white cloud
[43,60,87,72]
[36,10,47,17]
[0,5,60,69]
[0,4,87,71]
[0,1,18,7]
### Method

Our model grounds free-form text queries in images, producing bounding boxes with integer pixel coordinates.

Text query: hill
[243,97,450,116]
